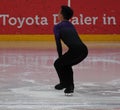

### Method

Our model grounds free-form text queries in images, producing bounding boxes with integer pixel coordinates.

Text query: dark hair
[61,5,73,20]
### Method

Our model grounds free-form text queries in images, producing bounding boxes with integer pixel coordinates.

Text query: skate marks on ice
[76,80,120,97]
[0,48,120,110]
[0,80,120,110]
[75,80,120,108]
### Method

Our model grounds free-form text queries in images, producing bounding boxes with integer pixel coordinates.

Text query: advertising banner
[0,0,120,34]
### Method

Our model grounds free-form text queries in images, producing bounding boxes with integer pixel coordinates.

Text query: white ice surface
[0,46,120,110]
[0,80,120,110]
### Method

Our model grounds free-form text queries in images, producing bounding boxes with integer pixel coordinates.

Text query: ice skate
[55,83,66,90]
[64,85,74,96]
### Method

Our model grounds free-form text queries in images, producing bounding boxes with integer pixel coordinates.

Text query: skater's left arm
[54,25,62,58]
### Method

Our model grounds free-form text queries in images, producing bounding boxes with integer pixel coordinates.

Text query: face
[58,9,63,21]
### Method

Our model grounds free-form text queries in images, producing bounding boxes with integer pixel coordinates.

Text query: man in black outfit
[53,5,88,95]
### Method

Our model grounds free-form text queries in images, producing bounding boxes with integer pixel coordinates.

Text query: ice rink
[0,42,120,110]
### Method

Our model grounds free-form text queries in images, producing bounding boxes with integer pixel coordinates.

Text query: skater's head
[58,5,73,21]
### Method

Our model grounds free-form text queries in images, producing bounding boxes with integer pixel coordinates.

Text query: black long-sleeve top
[54,20,86,58]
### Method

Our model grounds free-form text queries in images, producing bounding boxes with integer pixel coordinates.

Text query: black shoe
[64,85,74,94]
[55,83,66,90]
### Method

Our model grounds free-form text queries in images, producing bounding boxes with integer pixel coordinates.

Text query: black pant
[54,47,88,87]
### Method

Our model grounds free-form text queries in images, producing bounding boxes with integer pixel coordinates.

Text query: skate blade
[65,93,73,96]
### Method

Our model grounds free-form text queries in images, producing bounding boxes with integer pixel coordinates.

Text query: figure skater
[53,5,88,95]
